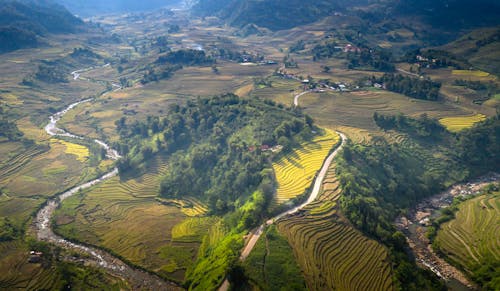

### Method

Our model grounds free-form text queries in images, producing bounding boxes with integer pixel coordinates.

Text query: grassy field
[273,130,339,204]
[250,76,303,105]
[435,191,500,279]
[439,114,486,132]
[243,225,306,290]
[276,165,394,291]
[54,154,211,282]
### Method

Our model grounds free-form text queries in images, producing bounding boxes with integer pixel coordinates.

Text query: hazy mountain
[54,0,183,17]
[192,0,500,32]
[394,0,500,29]
[192,0,369,30]
[0,0,84,53]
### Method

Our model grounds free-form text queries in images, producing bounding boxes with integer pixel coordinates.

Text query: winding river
[34,68,181,290]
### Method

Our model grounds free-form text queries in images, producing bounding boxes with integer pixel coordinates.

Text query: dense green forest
[374,74,441,100]
[0,106,24,141]
[336,113,500,289]
[141,49,214,84]
[115,94,314,214]
[311,42,395,72]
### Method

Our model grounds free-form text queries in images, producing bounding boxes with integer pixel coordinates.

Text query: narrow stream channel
[33,69,181,290]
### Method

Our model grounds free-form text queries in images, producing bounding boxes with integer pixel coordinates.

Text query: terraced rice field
[439,114,486,132]
[435,192,500,273]
[452,70,490,77]
[276,165,394,291]
[50,139,90,162]
[273,130,339,204]
[54,155,210,282]
[0,241,56,290]
[250,76,302,105]
[298,90,468,140]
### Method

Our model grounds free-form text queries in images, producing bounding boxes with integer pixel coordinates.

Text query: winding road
[219,90,347,291]
[34,68,180,290]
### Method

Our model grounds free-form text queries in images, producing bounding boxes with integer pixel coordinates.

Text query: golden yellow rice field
[50,139,89,162]
[273,130,339,204]
[452,70,490,77]
[439,114,486,132]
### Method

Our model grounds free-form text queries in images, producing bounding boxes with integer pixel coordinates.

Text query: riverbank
[395,173,500,290]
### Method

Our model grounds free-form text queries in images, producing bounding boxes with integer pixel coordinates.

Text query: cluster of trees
[0,26,38,53]
[157,49,214,66]
[289,40,305,53]
[311,42,395,72]
[455,115,500,175]
[404,49,467,69]
[34,63,69,84]
[347,49,395,72]
[0,106,23,141]
[216,48,264,63]
[115,94,314,214]
[453,79,496,92]
[376,74,441,100]
[373,112,446,140]
[70,47,102,60]
[0,217,20,241]
[283,55,298,68]
[140,64,181,84]
[141,49,215,84]
[311,41,340,60]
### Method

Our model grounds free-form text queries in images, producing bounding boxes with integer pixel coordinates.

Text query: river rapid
[33,69,181,290]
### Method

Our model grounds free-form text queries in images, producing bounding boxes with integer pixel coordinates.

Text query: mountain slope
[436,26,500,75]
[193,0,500,33]
[394,0,500,30]
[192,0,366,30]
[0,0,84,53]
[54,0,183,17]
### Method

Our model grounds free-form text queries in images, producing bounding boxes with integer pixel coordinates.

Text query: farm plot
[243,225,306,290]
[452,70,490,77]
[54,155,211,282]
[435,192,500,275]
[298,90,468,140]
[250,76,302,105]
[276,165,394,291]
[439,114,486,132]
[273,130,339,204]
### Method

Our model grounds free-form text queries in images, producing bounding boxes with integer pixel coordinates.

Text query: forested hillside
[115,94,315,214]
[0,0,83,53]
[192,0,366,30]
[336,114,500,289]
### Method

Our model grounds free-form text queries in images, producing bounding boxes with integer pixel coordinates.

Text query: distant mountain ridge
[0,0,84,53]
[192,0,500,32]
[54,0,183,17]
[192,0,367,30]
